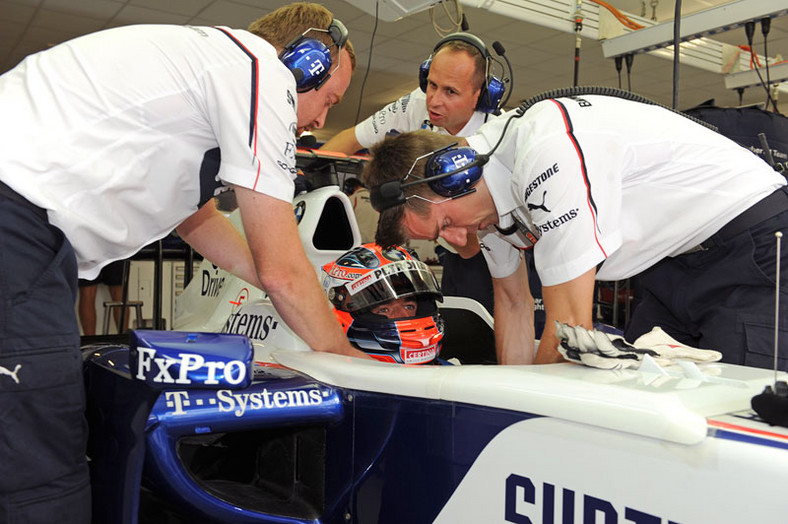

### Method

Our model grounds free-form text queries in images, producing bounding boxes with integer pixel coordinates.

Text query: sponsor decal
[201,266,226,297]
[401,93,410,113]
[276,159,298,175]
[284,141,295,160]
[348,260,419,294]
[377,111,387,127]
[568,95,592,107]
[402,347,437,364]
[527,190,550,213]
[389,100,399,113]
[289,122,297,137]
[306,57,326,78]
[163,387,331,417]
[293,201,305,224]
[524,163,559,200]
[228,288,250,314]
[534,297,544,312]
[286,90,295,109]
[0,364,21,384]
[186,26,209,37]
[327,266,364,281]
[135,347,246,386]
[505,474,676,524]
[421,119,434,130]
[372,114,379,134]
[534,208,579,234]
[223,311,279,341]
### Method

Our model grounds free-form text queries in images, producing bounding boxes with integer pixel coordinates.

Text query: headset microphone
[492,41,514,109]
[369,105,527,213]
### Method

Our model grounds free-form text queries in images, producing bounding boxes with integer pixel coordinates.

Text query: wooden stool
[103,301,143,334]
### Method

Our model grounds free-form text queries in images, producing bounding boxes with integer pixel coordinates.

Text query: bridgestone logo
[524,163,559,200]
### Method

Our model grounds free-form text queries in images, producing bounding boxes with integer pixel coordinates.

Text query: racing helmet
[321,243,444,364]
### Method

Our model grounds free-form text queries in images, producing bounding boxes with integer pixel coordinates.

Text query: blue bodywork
[83,332,526,524]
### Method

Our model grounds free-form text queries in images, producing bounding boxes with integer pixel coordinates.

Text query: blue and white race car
[84,175,788,523]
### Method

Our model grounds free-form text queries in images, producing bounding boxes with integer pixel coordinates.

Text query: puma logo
[0,364,21,384]
[527,191,550,213]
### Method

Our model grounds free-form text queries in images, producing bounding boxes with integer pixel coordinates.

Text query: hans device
[279,18,348,92]
[418,32,506,114]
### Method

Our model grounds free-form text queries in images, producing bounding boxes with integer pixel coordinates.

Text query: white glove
[555,322,723,370]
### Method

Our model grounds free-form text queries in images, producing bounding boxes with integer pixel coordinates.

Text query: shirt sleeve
[478,226,523,279]
[200,33,296,203]
[510,102,621,286]
[355,88,429,148]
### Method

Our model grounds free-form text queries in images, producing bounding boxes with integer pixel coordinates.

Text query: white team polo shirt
[354,88,493,148]
[0,25,298,279]
[468,95,785,286]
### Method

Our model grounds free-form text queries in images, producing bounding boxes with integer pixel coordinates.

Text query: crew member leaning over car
[0,3,369,521]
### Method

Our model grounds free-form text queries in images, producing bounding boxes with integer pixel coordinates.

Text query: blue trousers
[625,207,788,371]
[0,191,91,522]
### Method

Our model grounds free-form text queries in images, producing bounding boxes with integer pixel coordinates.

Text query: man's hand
[555,322,722,370]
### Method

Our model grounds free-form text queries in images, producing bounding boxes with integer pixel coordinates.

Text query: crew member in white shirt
[0,3,367,521]
[362,92,788,368]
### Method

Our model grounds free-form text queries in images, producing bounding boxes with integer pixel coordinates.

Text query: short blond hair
[248,2,356,70]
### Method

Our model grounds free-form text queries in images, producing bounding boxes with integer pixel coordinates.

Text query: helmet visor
[343,259,441,313]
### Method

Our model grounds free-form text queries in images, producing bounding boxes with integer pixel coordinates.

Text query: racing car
[83,167,788,523]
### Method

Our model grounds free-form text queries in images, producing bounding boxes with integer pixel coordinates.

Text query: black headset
[418,32,505,115]
[279,19,348,92]
[369,105,527,213]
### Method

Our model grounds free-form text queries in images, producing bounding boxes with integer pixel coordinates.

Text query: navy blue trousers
[625,207,788,371]
[0,192,91,522]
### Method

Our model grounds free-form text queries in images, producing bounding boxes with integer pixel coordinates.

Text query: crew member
[0,3,367,520]
[362,92,788,367]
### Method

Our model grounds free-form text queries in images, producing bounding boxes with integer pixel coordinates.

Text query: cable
[353,0,379,124]
[743,20,780,114]
[625,53,634,92]
[573,0,583,87]
[430,0,463,37]
[590,0,645,30]
[761,17,780,114]
[672,0,681,109]
[615,55,623,89]
[492,41,514,108]
[517,85,718,131]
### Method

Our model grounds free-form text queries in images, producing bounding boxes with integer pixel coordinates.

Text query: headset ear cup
[476,76,505,113]
[419,57,431,93]
[426,147,483,197]
[280,40,333,92]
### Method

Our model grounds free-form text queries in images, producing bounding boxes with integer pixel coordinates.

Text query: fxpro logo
[534,209,579,235]
[201,265,225,297]
[135,347,247,386]
[504,474,677,524]
[223,311,279,341]
[163,387,328,417]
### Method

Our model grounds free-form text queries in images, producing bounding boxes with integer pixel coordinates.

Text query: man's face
[402,190,498,247]
[424,48,481,135]
[371,297,418,319]
[296,48,353,135]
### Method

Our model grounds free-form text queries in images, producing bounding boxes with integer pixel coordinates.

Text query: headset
[370,84,716,214]
[369,105,526,212]
[279,18,348,92]
[418,32,506,114]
